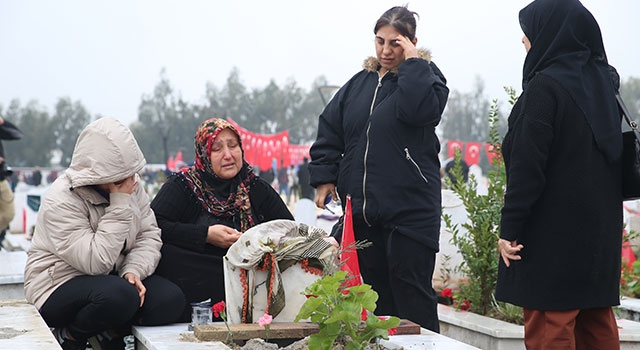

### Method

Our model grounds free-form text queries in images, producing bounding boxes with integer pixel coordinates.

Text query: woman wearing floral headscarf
[151,118,294,322]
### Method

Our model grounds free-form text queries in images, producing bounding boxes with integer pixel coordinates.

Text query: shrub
[442,87,523,323]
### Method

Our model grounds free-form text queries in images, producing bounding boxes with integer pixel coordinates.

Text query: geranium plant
[294,270,400,350]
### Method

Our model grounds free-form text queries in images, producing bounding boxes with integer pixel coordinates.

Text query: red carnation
[442,288,453,298]
[212,301,226,318]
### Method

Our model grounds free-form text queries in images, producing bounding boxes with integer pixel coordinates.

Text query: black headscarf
[519,0,621,162]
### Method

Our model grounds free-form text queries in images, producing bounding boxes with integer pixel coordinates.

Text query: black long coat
[496,74,622,310]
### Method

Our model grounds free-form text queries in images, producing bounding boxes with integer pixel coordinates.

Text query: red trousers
[523,307,619,350]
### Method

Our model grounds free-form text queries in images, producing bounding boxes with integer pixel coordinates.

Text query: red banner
[485,143,498,166]
[464,142,482,166]
[288,144,311,167]
[444,140,503,168]
[228,118,312,171]
[447,140,464,159]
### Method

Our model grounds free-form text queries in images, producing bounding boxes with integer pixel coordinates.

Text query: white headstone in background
[293,198,317,226]
[436,189,469,292]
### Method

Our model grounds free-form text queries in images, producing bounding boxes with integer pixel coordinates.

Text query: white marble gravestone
[436,189,469,291]
[293,198,317,226]
[224,219,338,324]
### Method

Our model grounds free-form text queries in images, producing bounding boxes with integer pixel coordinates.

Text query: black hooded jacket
[309,50,449,250]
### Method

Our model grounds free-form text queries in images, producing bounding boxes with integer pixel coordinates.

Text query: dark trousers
[155,243,227,323]
[523,307,619,350]
[40,274,185,341]
[354,223,440,332]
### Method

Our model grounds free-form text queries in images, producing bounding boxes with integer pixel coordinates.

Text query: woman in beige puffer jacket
[24,117,184,349]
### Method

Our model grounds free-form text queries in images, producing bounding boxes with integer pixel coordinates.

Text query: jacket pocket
[404,148,429,185]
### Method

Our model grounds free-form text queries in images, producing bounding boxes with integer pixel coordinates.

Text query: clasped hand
[206,224,242,248]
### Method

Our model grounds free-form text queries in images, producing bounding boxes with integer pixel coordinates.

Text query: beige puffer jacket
[24,117,162,310]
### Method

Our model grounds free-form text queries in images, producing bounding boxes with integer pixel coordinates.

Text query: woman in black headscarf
[151,118,294,322]
[496,0,622,348]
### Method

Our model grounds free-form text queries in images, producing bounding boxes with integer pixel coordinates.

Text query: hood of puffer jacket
[66,117,146,189]
[363,48,432,74]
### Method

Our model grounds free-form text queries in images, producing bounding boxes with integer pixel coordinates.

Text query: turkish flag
[465,142,482,166]
[340,195,362,287]
[447,140,464,159]
[485,143,499,166]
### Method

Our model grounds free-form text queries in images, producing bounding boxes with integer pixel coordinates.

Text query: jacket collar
[363,48,432,74]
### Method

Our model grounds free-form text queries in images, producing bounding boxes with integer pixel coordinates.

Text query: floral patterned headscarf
[180,118,257,232]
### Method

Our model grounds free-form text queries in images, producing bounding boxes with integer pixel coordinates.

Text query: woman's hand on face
[498,238,524,267]
[395,35,418,60]
[106,174,139,194]
[315,183,337,209]
[206,224,242,248]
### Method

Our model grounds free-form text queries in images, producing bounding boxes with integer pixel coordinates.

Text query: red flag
[166,156,176,171]
[622,229,637,270]
[447,140,464,159]
[175,150,184,163]
[340,195,362,287]
[464,142,482,166]
[485,143,498,166]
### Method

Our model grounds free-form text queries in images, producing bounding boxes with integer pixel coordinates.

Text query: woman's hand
[315,183,337,209]
[105,174,139,194]
[498,238,524,267]
[394,34,418,60]
[124,272,146,307]
[323,236,339,247]
[206,224,242,248]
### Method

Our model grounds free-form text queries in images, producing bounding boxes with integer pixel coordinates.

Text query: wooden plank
[193,319,421,342]
[194,322,318,341]
[395,319,421,335]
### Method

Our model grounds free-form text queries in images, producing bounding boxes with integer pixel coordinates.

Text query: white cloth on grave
[224,219,338,324]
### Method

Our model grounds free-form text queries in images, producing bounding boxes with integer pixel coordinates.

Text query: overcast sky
[1,0,638,127]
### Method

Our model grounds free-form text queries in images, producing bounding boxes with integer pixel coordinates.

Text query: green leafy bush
[442,88,523,323]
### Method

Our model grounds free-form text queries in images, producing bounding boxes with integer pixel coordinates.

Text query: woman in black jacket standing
[496,0,622,348]
[309,5,448,332]
[151,118,294,322]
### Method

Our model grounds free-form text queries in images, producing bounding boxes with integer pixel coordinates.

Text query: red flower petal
[212,300,226,318]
